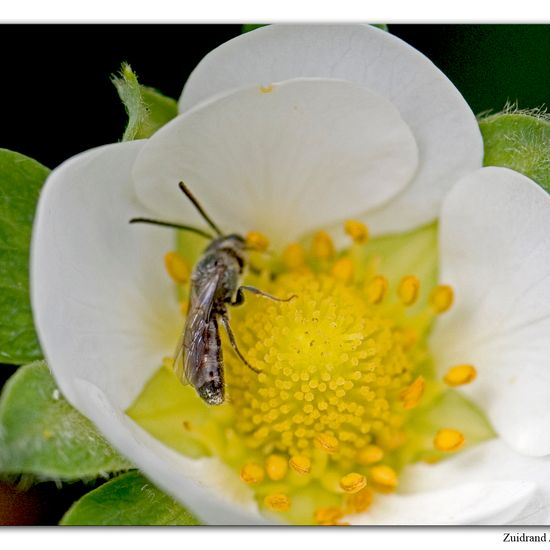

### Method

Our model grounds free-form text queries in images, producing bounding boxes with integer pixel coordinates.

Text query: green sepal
[60,470,201,525]
[479,109,550,192]
[112,63,178,141]
[0,361,132,479]
[0,148,48,365]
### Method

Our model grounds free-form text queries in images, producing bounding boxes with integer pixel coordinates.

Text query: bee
[130,182,294,405]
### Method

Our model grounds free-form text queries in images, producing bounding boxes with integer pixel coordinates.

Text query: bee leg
[231,287,246,307]
[220,315,261,374]
[236,285,297,303]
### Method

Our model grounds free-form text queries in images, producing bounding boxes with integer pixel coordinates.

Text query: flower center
[128,221,495,525]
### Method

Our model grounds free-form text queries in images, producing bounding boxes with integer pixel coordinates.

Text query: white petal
[431,167,550,456]
[179,24,483,234]
[134,78,418,248]
[350,481,536,525]
[346,439,550,524]
[30,142,268,524]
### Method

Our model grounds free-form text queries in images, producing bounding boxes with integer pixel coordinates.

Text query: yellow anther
[282,243,306,270]
[346,488,373,513]
[315,433,340,454]
[331,258,354,284]
[443,364,477,387]
[339,472,367,493]
[289,455,311,475]
[246,231,270,252]
[370,465,398,490]
[259,84,274,94]
[264,493,291,512]
[314,506,343,525]
[265,454,288,481]
[240,462,265,484]
[344,219,369,244]
[164,251,190,284]
[312,231,335,261]
[430,284,454,313]
[398,275,420,306]
[366,275,388,304]
[400,376,425,410]
[434,429,465,452]
[357,445,384,465]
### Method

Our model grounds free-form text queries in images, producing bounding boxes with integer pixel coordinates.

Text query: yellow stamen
[282,243,306,270]
[265,454,288,481]
[357,445,384,465]
[366,275,388,304]
[164,251,190,284]
[246,231,270,252]
[400,376,425,410]
[339,472,367,493]
[289,455,311,475]
[264,493,291,512]
[370,465,398,490]
[331,258,354,284]
[315,433,340,454]
[344,220,369,244]
[312,231,335,261]
[240,463,265,484]
[260,84,274,94]
[346,488,373,513]
[314,506,343,525]
[398,275,420,306]
[429,284,454,313]
[161,356,173,371]
[434,429,465,452]
[443,364,477,387]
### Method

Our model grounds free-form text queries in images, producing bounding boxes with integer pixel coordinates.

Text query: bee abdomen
[197,318,225,405]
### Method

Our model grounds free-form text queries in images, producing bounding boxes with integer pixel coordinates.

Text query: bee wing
[172,329,189,385]
[173,273,221,386]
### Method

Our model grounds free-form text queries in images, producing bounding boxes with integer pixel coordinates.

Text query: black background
[0,24,549,169]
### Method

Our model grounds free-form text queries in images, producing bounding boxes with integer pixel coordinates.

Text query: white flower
[30,24,550,524]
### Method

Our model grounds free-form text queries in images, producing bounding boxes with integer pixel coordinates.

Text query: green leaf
[0,361,131,479]
[112,63,178,141]
[479,109,550,192]
[371,24,389,32]
[61,470,200,525]
[242,24,266,33]
[0,149,49,364]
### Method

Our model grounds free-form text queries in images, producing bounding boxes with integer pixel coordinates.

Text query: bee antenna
[129,218,214,240]
[178,181,223,237]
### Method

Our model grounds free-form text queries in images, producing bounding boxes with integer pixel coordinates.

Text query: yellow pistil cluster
[135,222,484,525]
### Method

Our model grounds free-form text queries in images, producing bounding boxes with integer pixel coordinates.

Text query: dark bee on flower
[130,182,294,405]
